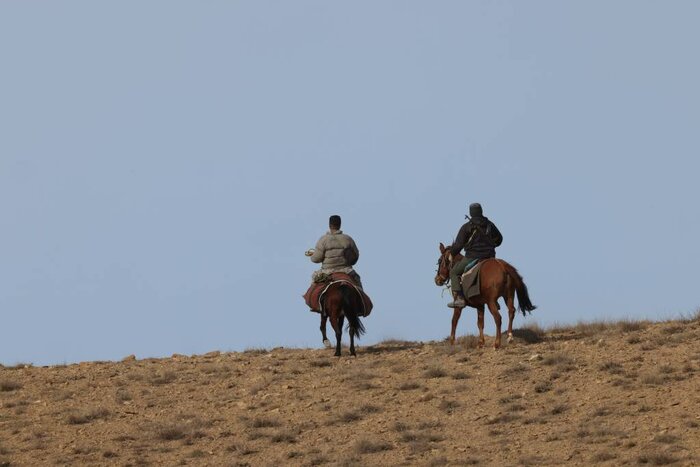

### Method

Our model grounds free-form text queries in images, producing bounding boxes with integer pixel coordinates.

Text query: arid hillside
[1,317,699,466]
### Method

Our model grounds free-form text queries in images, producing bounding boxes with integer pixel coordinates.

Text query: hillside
[1,318,699,466]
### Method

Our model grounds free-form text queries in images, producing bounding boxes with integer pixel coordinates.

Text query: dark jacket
[450,216,503,259]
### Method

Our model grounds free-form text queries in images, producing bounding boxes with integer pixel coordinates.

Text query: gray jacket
[310,230,359,271]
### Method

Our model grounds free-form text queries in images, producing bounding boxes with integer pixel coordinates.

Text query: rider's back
[310,230,359,271]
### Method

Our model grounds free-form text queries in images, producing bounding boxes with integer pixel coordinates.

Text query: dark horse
[319,283,366,356]
[434,243,536,349]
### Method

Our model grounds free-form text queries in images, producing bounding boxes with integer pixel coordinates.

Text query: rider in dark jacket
[447,203,503,308]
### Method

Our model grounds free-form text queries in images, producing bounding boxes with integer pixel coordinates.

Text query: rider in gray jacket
[306,215,362,288]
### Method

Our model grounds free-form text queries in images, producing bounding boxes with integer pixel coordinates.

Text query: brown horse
[319,283,365,356]
[434,243,536,349]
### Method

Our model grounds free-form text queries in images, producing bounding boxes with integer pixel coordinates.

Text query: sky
[1,1,698,366]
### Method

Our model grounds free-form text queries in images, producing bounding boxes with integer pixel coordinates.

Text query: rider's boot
[448,291,466,308]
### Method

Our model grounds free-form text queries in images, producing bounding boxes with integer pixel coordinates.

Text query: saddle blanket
[303,273,373,317]
[461,260,483,300]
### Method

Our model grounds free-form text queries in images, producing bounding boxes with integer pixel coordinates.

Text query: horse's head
[435,243,453,287]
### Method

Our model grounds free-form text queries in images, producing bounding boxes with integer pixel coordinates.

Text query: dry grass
[2,316,698,466]
[66,408,110,425]
[637,452,679,465]
[149,370,177,385]
[353,439,393,454]
[512,324,546,343]
[599,361,624,374]
[0,380,22,392]
[309,359,333,368]
[454,335,481,348]
[397,381,422,390]
[424,367,448,378]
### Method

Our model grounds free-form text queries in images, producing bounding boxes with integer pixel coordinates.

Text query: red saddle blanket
[303,273,373,317]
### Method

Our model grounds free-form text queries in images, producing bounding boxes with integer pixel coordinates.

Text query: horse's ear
[439,243,446,253]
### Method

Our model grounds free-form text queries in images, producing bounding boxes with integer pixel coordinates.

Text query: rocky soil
[1,318,699,466]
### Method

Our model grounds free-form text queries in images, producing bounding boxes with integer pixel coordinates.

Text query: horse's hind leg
[349,326,356,357]
[506,293,516,344]
[476,305,485,348]
[487,301,503,349]
[450,308,463,345]
[333,315,344,357]
[320,314,331,348]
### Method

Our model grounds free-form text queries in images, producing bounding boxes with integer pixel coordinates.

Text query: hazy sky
[2,1,698,365]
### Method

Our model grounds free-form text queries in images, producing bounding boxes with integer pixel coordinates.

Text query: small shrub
[115,390,132,402]
[439,399,460,413]
[0,381,22,392]
[455,335,481,349]
[158,426,187,441]
[661,325,684,335]
[249,417,281,428]
[534,381,552,393]
[591,451,616,462]
[618,320,649,332]
[542,353,574,366]
[424,367,447,378]
[67,408,110,425]
[599,361,624,374]
[398,382,421,391]
[271,429,298,443]
[309,360,332,368]
[487,413,521,424]
[340,411,362,423]
[499,394,522,404]
[452,371,470,380]
[652,433,679,444]
[417,420,443,429]
[512,325,545,343]
[641,374,668,385]
[353,439,392,454]
[360,404,382,415]
[637,453,678,465]
[391,421,410,432]
[150,371,177,385]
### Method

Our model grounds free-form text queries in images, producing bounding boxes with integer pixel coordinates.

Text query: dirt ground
[1,317,699,466]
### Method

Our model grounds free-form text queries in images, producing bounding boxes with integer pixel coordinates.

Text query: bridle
[435,251,453,289]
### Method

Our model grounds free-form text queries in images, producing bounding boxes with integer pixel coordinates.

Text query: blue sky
[1,1,698,365]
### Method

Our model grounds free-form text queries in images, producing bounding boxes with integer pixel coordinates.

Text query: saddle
[460,260,484,300]
[303,273,373,317]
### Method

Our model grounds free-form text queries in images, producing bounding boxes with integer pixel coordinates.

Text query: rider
[305,215,363,288]
[447,203,503,308]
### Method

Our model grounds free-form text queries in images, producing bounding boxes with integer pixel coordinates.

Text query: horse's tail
[341,284,365,339]
[503,261,537,316]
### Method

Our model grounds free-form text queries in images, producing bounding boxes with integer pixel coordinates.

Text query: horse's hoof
[507,335,513,344]
[323,339,331,349]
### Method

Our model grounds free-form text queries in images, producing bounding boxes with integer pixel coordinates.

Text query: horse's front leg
[320,314,331,348]
[477,305,486,348]
[450,308,463,345]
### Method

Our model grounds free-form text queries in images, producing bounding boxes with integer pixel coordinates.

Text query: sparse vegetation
[424,367,448,378]
[67,408,110,425]
[353,439,393,454]
[397,381,422,390]
[0,380,22,392]
[1,316,698,465]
